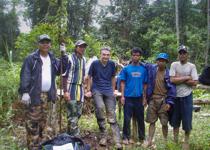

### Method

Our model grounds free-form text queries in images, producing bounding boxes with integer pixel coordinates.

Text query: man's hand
[21,93,31,105]
[120,96,125,105]
[164,104,170,111]
[60,43,66,52]
[64,92,70,102]
[85,91,92,98]
[114,90,120,97]
[185,76,192,81]
[143,97,147,107]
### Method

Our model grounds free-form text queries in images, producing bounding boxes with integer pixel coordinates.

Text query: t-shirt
[88,60,116,95]
[120,64,148,97]
[153,69,167,97]
[40,54,51,92]
[169,61,198,97]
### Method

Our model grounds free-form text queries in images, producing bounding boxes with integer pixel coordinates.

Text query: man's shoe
[99,137,107,146]
[129,139,135,144]
[122,139,129,145]
[142,140,152,148]
[115,143,123,150]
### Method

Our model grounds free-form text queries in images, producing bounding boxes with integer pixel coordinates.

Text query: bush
[0,59,20,126]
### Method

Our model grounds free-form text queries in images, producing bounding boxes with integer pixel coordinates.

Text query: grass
[79,105,210,150]
[0,104,209,149]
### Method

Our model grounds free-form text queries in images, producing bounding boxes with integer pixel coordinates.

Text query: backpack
[39,133,90,150]
[199,66,210,85]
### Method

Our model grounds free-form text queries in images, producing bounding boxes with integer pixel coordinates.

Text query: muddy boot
[99,137,107,146]
[115,143,122,150]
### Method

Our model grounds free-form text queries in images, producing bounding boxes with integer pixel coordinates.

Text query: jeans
[92,90,121,143]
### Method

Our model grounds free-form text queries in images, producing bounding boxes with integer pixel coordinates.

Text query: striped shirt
[63,52,86,102]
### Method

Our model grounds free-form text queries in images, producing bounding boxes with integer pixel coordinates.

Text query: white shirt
[169,61,198,97]
[40,54,51,92]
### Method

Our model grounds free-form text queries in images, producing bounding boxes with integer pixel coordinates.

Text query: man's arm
[120,80,125,105]
[185,64,198,86]
[111,76,116,92]
[143,84,147,106]
[86,75,92,93]
[185,79,198,86]
[19,57,32,95]
[170,76,192,85]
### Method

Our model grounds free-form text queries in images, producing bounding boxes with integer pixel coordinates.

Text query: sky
[19,0,111,33]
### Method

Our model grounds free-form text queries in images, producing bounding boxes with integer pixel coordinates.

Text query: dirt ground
[11,101,117,150]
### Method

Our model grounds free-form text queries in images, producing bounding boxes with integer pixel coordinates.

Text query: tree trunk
[205,0,210,65]
[175,0,180,46]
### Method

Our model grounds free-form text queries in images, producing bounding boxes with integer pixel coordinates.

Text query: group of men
[19,34,198,150]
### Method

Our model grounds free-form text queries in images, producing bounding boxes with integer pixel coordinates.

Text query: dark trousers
[123,97,145,141]
[171,93,193,132]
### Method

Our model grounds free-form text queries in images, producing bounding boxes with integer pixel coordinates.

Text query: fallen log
[196,84,210,91]
[193,99,210,105]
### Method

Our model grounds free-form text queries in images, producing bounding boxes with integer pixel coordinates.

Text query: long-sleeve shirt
[145,63,176,105]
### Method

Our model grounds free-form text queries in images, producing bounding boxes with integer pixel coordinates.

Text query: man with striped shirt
[63,40,87,136]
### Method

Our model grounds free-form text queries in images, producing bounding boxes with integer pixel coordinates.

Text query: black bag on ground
[199,66,210,85]
[39,133,90,150]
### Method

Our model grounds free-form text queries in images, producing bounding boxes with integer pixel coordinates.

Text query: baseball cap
[156,53,169,62]
[178,45,188,53]
[75,40,88,46]
[38,34,51,42]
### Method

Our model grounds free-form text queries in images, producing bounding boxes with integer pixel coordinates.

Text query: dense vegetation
[0,0,209,69]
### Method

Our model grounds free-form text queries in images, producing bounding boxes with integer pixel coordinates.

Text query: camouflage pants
[66,100,83,136]
[25,93,58,150]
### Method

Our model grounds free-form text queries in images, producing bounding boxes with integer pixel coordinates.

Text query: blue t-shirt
[120,64,148,97]
[88,60,116,95]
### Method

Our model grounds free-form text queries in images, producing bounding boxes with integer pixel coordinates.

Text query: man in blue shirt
[120,47,148,145]
[86,47,122,149]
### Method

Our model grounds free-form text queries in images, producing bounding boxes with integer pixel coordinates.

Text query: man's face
[157,58,167,69]
[131,52,141,63]
[100,49,111,63]
[178,50,188,62]
[76,44,87,55]
[38,40,51,53]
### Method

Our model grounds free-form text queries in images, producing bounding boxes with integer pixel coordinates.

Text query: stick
[58,0,63,133]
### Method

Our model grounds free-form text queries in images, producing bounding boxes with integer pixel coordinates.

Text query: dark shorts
[170,93,193,132]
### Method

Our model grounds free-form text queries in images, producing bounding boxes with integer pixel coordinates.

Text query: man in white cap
[62,40,88,136]
[19,34,60,149]
[169,45,198,150]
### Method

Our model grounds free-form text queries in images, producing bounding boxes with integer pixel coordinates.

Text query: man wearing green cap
[143,53,176,147]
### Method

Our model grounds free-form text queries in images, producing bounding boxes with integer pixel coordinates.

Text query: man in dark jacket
[19,34,60,150]
[143,53,176,148]
[62,40,87,137]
